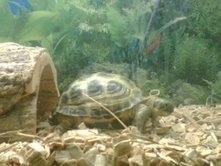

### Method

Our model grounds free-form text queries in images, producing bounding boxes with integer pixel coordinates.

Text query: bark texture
[0,42,59,141]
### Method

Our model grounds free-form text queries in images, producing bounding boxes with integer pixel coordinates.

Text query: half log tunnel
[0,42,59,142]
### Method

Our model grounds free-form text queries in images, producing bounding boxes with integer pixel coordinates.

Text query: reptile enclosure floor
[0,105,221,165]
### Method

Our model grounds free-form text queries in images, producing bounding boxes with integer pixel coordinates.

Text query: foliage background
[0,0,220,103]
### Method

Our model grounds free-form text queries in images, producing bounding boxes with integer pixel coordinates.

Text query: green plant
[49,0,158,85]
[1,0,220,93]
[0,0,18,41]
[173,36,219,84]
[191,0,221,39]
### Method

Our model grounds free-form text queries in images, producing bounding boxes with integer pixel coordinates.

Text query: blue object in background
[8,0,32,15]
[90,0,103,8]
[128,39,139,52]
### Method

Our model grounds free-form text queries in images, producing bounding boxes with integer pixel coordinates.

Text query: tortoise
[51,72,174,133]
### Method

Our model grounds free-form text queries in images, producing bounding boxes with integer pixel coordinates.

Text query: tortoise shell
[54,72,143,128]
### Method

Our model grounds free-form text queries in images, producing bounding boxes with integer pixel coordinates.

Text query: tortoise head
[153,98,174,116]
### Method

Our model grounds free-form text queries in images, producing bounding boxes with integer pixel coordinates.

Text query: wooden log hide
[0,42,59,142]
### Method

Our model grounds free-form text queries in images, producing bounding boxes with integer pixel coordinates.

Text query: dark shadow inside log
[37,64,59,122]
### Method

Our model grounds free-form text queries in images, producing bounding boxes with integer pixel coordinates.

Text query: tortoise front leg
[134,104,153,133]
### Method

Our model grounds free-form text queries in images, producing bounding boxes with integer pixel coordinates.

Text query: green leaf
[0,0,15,41]
[107,8,130,47]
[17,10,58,42]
